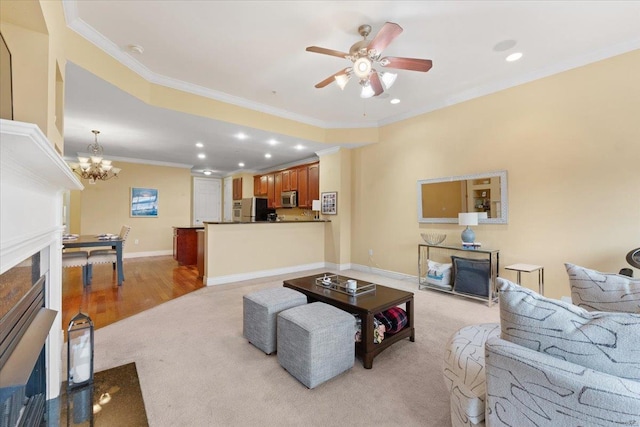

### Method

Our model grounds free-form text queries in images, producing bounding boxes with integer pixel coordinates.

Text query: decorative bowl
[421,233,446,245]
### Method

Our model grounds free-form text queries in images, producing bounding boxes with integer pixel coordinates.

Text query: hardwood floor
[62,256,204,339]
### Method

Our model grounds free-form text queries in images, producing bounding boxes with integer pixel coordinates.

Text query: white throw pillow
[498,278,640,381]
[565,263,640,313]
[425,259,452,289]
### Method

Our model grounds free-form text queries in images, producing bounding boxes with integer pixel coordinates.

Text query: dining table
[63,235,125,285]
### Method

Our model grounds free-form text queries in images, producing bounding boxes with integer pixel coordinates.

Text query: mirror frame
[417,170,508,224]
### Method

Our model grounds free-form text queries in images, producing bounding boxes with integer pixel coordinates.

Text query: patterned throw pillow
[425,259,452,289]
[374,307,408,334]
[498,278,640,381]
[565,263,640,313]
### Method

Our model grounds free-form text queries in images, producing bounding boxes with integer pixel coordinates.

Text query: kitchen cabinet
[173,227,202,266]
[274,172,283,208]
[196,229,205,280]
[290,169,298,190]
[297,165,309,208]
[232,177,242,200]
[282,170,291,192]
[253,176,261,196]
[308,163,319,203]
[267,174,275,208]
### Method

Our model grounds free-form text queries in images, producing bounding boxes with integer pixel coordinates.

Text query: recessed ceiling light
[268,139,278,145]
[203,170,212,176]
[195,142,204,148]
[506,52,523,62]
[390,98,401,104]
[265,153,272,159]
[295,144,304,150]
[198,153,206,159]
[235,132,248,140]
[238,162,245,168]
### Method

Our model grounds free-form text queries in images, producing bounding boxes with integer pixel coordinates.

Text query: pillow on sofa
[498,278,640,381]
[565,263,640,313]
[452,256,490,297]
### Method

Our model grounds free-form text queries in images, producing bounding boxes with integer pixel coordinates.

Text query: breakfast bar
[203,220,329,285]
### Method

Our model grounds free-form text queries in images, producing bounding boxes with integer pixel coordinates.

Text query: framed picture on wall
[321,191,337,215]
[130,187,158,217]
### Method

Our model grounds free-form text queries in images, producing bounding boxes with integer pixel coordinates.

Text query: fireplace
[0,119,84,425]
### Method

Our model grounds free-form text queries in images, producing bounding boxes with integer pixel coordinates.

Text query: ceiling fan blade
[306,46,350,59]
[367,22,403,55]
[314,68,350,88]
[381,56,433,72]
[370,72,384,96]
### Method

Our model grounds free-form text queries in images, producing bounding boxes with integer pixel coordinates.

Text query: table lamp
[458,212,479,243]
[312,200,321,220]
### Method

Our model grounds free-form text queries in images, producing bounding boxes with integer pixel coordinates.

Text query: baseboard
[124,250,173,259]
[205,262,326,286]
[350,263,418,282]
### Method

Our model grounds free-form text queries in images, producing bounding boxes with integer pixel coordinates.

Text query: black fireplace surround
[0,252,57,427]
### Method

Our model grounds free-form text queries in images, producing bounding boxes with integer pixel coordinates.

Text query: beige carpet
[92,268,500,426]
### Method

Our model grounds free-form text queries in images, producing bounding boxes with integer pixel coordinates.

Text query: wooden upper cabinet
[290,169,298,191]
[232,177,242,200]
[282,170,291,192]
[274,172,283,208]
[308,163,319,203]
[253,176,261,196]
[297,166,309,208]
[267,174,275,208]
[260,175,268,195]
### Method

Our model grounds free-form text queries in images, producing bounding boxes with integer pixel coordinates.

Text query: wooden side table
[505,263,544,295]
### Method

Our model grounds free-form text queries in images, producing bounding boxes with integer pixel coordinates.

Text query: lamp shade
[312,200,321,211]
[458,212,479,226]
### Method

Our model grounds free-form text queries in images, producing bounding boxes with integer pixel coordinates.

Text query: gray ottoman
[243,287,307,354]
[277,302,355,389]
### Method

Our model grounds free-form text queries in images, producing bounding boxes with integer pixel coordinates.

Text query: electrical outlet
[134,239,139,245]
[368,249,373,256]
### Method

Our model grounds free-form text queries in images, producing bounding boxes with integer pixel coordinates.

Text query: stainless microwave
[281,191,297,208]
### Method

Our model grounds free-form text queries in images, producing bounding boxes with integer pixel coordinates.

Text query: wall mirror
[417,170,508,224]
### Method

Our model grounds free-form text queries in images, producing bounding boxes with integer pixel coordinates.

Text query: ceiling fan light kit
[307,21,432,98]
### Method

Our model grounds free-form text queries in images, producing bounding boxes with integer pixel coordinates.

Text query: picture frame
[130,187,158,217]
[321,191,337,215]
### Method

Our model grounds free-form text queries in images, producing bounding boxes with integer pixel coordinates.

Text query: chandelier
[70,130,121,184]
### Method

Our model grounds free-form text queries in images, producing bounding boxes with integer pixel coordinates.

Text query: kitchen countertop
[203,220,330,224]
[172,225,205,229]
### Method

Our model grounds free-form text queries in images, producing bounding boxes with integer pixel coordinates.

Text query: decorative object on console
[69,130,121,184]
[565,263,640,313]
[458,212,478,243]
[420,233,446,245]
[627,247,640,269]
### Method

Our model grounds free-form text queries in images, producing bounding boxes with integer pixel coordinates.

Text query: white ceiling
[61,1,640,176]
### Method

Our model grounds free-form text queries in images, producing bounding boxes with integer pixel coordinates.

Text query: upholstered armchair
[443,272,640,427]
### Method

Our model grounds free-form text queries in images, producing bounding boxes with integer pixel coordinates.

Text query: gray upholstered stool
[243,287,307,354]
[277,302,355,389]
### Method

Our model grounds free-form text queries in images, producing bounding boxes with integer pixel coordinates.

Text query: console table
[418,244,500,306]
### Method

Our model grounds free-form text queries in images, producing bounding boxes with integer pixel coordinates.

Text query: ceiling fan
[306,22,433,98]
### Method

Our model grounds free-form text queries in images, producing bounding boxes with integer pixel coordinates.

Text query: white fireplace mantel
[1,119,83,399]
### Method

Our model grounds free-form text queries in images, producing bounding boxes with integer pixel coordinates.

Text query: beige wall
[4,1,639,299]
[73,161,192,255]
[351,49,640,299]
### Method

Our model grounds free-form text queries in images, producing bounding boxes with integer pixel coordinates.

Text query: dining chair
[87,225,131,283]
[62,251,90,286]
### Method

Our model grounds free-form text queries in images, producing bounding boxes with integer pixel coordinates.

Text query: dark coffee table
[283,273,414,369]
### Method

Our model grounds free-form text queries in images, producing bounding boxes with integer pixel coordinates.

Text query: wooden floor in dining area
[62,255,204,337]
